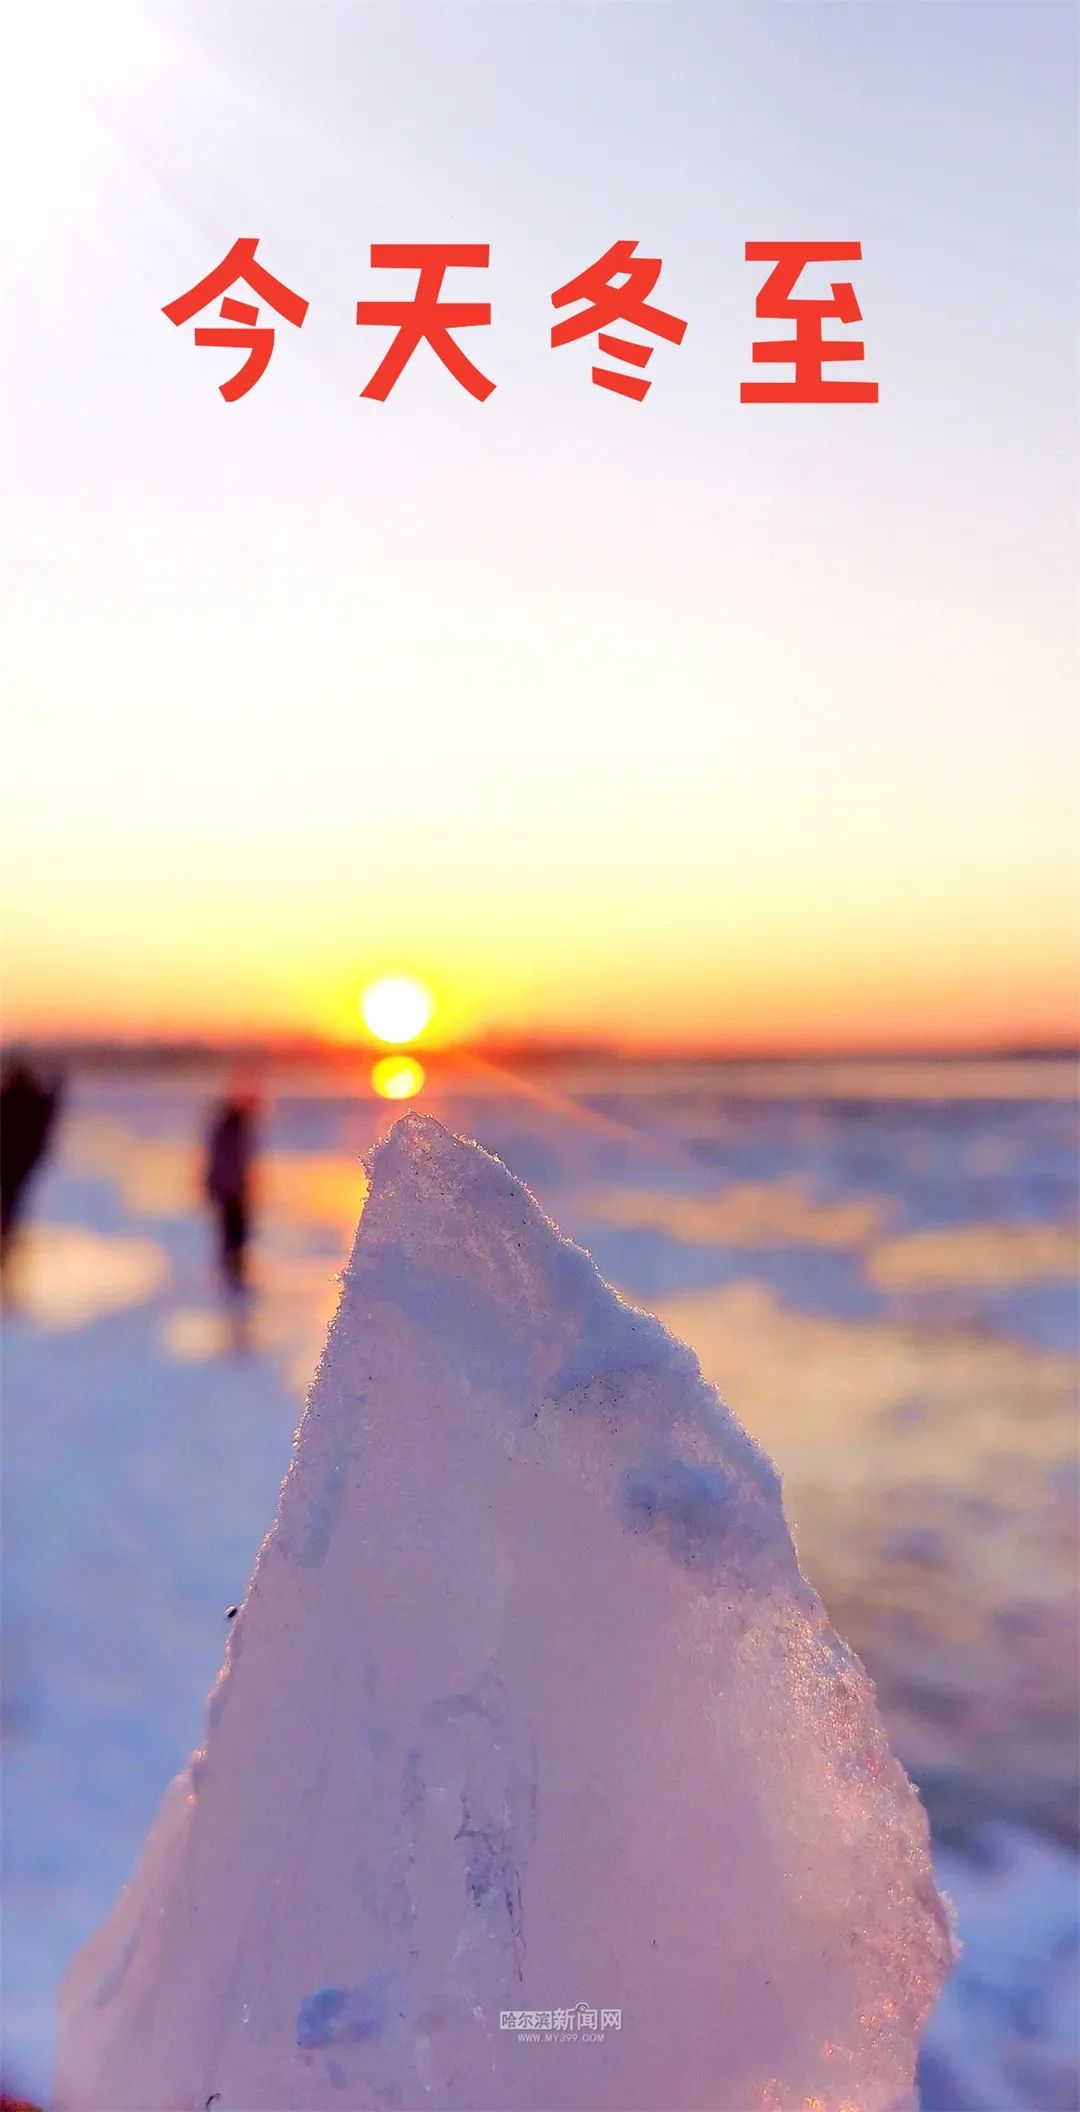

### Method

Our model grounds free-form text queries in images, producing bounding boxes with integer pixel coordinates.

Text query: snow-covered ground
[2,1061,1077,2107]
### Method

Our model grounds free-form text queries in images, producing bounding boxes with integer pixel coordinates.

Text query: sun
[360,975,434,1046]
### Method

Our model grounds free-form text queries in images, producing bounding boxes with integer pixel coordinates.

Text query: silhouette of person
[0,1057,63,1265]
[204,1094,257,1297]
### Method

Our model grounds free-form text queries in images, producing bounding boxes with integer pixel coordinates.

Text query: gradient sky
[3,1,1077,1050]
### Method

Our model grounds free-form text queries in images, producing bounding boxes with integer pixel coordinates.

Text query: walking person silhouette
[203,1092,257,1299]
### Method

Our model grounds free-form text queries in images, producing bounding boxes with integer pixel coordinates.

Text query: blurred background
[2,3,1078,2108]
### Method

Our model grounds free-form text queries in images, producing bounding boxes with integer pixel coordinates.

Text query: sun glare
[372,1055,425,1100]
[1,3,171,222]
[360,975,434,1046]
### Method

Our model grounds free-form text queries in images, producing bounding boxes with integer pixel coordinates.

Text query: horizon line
[3,1033,1077,1067]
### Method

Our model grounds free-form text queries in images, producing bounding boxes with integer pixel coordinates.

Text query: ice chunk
[56,1113,953,2111]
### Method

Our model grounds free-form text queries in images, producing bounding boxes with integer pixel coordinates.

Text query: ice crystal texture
[56,1113,952,2110]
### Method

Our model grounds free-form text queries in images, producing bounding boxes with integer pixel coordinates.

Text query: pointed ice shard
[56,1113,952,2112]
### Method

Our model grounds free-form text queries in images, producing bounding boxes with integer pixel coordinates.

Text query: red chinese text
[356,244,494,401]
[162,237,309,401]
[551,240,687,399]
[740,241,878,403]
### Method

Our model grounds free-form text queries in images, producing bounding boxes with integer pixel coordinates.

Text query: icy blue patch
[296,1969,396,2048]
[297,1987,348,2048]
[625,1453,733,1529]
[621,1452,756,1571]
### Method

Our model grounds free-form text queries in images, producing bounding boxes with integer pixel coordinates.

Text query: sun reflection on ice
[1,1224,167,1330]
[372,1055,425,1100]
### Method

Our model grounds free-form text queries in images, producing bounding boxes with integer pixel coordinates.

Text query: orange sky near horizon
[5,891,1076,1054]
[3,3,1077,1057]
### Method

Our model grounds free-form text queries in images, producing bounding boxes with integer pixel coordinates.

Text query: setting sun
[360,976,434,1046]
